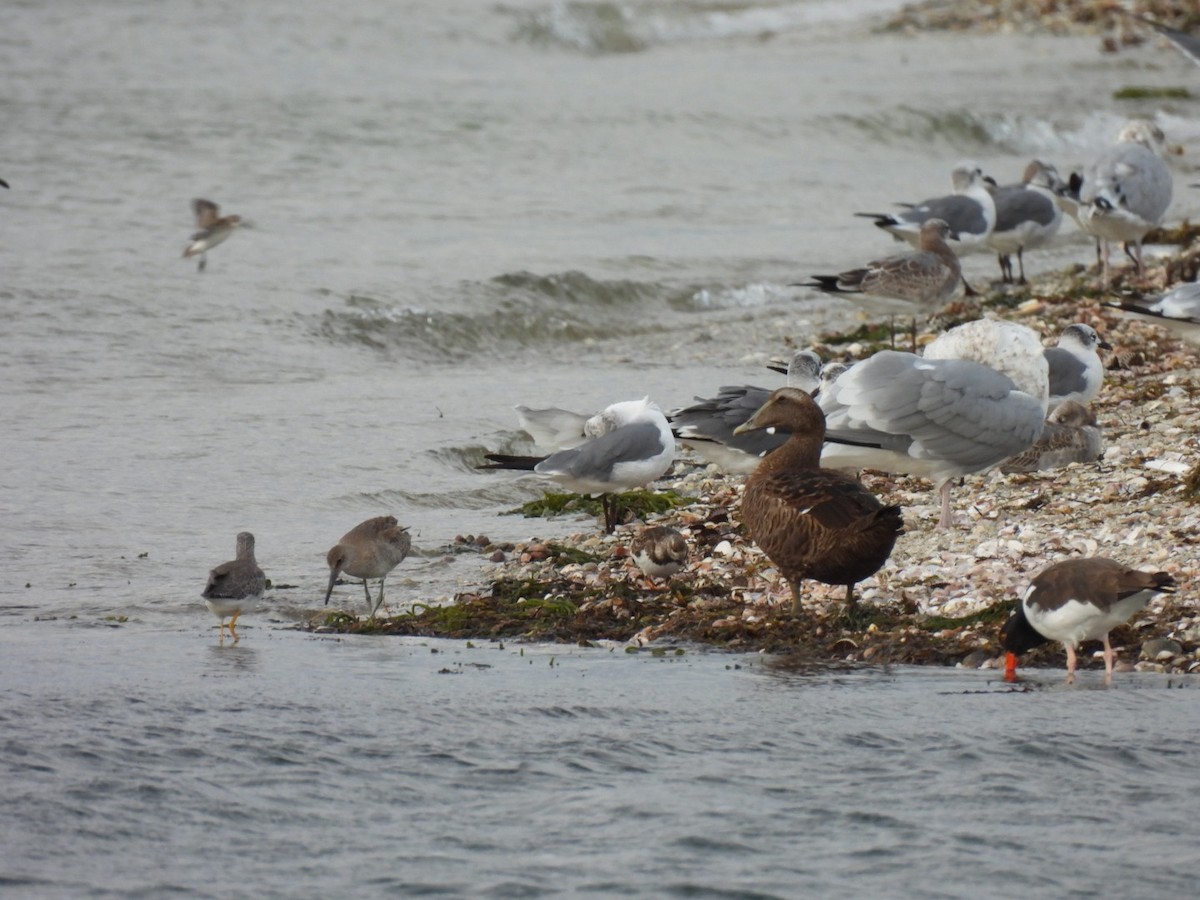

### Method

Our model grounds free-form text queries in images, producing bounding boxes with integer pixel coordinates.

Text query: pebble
[1141,638,1184,661]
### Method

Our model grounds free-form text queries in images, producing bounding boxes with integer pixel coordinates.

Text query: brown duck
[733,388,904,616]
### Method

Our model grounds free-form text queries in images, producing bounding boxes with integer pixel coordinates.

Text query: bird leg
[787,580,805,617]
[1064,644,1077,684]
[836,584,870,628]
[1124,241,1143,274]
[198,253,207,273]
[228,610,242,641]
[366,578,383,620]
[601,494,620,534]
[1016,246,1027,285]
[997,253,1012,284]
[1102,634,1116,682]
[936,482,954,529]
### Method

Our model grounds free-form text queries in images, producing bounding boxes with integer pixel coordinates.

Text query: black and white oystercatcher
[1000,557,1176,684]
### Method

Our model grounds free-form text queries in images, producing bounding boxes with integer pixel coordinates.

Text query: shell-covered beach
[311,229,1200,679]
[8,2,1200,898]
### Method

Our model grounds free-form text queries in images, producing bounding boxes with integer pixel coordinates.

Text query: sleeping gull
[855,162,997,255]
[985,160,1064,284]
[733,388,904,616]
[801,218,962,318]
[1107,280,1200,345]
[480,396,675,534]
[923,318,1050,408]
[514,394,655,451]
[324,516,412,619]
[183,198,243,273]
[514,406,597,451]
[819,319,1048,529]
[202,531,266,641]
[669,350,822,475]
[1044,323,1110,410]
[1000,400,1103,474]
[1058,120,1173,285]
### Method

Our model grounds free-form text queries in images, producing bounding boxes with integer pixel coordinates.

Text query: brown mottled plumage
[801,218,961,313]
[202,531,266,641]
[630,525,689,581]
[325,515,412,618]
[999,400,1102,474]
[733,388,904,616]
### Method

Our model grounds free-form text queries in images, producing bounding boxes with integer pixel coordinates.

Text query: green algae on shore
[305,233,1200,677]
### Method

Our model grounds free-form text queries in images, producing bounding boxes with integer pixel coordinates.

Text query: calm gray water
[4,0,1200,895]
[4,628,1200,899]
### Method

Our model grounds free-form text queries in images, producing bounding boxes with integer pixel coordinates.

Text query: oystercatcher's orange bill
[1003,651,1018,683]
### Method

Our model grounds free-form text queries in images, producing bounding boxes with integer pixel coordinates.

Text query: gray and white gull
[481,396,675,533]
[1057,120,1173,284]
[985,160,1064,284]
[1108,280,1200,346]
[1044,323,1110,410]
[669,350,822,475]
[818,319,1048,529]
[856,162,997,254]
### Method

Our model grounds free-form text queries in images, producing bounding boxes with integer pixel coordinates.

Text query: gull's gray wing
[1082,142,1172,224]
[536,421,666,483]
[821,351,1045,472]
[993,186,1058,231]
[1044,347,1089,399]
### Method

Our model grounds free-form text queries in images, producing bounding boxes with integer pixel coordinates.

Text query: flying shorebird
[183,198,243,272]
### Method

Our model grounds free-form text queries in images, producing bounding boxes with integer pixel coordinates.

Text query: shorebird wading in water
[325,516,412,619]
[202,531,266,641]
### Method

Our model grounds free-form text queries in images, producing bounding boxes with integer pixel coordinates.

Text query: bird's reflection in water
[205,640,259,674]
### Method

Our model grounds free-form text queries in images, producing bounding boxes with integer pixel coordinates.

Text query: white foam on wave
[507,0,912,54]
